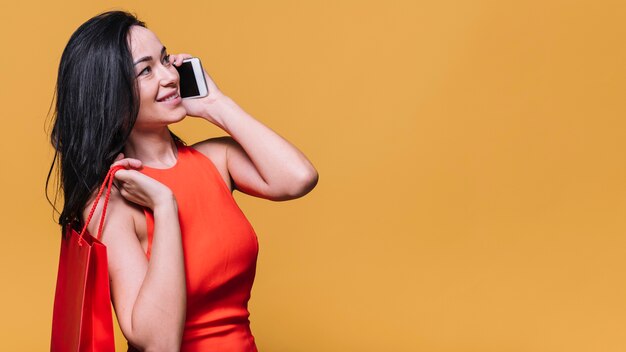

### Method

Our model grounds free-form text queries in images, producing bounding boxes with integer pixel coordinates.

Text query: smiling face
[127,26,186,130]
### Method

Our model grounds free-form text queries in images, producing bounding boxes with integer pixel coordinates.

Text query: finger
[114,153,124,162]
[173,53,193,66]
[113,169,137,183]
[110,159,128,169]
[117,186,137,204]
[111,158,143,169]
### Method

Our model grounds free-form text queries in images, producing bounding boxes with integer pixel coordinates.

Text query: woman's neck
[124,127,178,168]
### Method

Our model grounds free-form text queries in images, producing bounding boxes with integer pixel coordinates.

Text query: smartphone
[175,57,209,99]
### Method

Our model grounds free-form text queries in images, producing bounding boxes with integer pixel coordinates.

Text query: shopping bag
[51,166,124,352]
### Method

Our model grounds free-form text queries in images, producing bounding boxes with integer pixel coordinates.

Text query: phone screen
[176,61,200,98]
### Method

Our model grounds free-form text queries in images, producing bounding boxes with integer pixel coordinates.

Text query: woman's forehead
[128,26,162,57]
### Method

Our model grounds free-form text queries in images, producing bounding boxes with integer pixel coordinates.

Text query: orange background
[1,1,625,351]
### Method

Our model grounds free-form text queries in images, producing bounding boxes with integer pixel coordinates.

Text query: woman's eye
[139,66,151,76]
[164,54,171,65]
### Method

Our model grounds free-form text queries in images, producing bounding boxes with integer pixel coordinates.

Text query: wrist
[203,94,236,125]
[151,192,178,213]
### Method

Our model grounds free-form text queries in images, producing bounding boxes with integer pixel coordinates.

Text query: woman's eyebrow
[133,46,167,66]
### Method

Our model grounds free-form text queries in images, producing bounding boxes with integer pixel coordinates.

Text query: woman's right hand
[110,153,175,210]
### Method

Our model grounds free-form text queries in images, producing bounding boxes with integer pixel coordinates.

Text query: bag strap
[79,165,126,244]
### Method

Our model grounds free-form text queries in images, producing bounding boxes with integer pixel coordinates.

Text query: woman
[48,10,318,351]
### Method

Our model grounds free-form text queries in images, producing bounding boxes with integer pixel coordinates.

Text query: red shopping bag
[51,166,124,352]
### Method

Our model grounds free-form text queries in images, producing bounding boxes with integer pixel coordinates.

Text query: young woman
[48,10,318,351]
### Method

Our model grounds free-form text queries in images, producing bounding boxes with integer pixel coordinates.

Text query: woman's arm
[84,163,186,351]
[194,96,319,200]
[171,54,318,201]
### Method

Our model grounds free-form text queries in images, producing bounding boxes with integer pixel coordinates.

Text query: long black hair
[46,10,180,231]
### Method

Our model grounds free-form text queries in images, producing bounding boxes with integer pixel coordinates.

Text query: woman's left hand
[169,53,227,125]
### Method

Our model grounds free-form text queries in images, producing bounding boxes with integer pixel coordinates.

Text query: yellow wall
[1,0,625,350]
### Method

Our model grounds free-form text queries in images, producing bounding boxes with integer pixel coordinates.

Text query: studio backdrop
[1,1,625,351]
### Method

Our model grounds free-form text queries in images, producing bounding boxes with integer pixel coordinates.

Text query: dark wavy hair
[46,10,181,231]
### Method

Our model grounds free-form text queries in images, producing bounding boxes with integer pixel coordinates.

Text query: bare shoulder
[81,186,146,247]
[190,137,235,193]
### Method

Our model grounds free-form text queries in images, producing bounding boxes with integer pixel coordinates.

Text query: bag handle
[79,165,126,244]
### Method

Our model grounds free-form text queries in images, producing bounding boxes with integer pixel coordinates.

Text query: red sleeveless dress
[130,143,259,352]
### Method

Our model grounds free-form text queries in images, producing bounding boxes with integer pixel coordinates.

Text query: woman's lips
[157,93,181,106]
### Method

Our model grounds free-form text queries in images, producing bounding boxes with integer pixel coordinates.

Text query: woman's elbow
[285,169,319,199]
[302,169,319,193]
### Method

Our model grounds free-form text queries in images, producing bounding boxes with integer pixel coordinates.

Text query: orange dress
[129,143,259,352]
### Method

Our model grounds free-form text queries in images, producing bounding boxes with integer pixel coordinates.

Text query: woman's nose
[158,64,179,86]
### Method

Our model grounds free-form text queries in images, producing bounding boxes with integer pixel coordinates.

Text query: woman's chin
[174,107,188,121]
[164,105,188,123]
